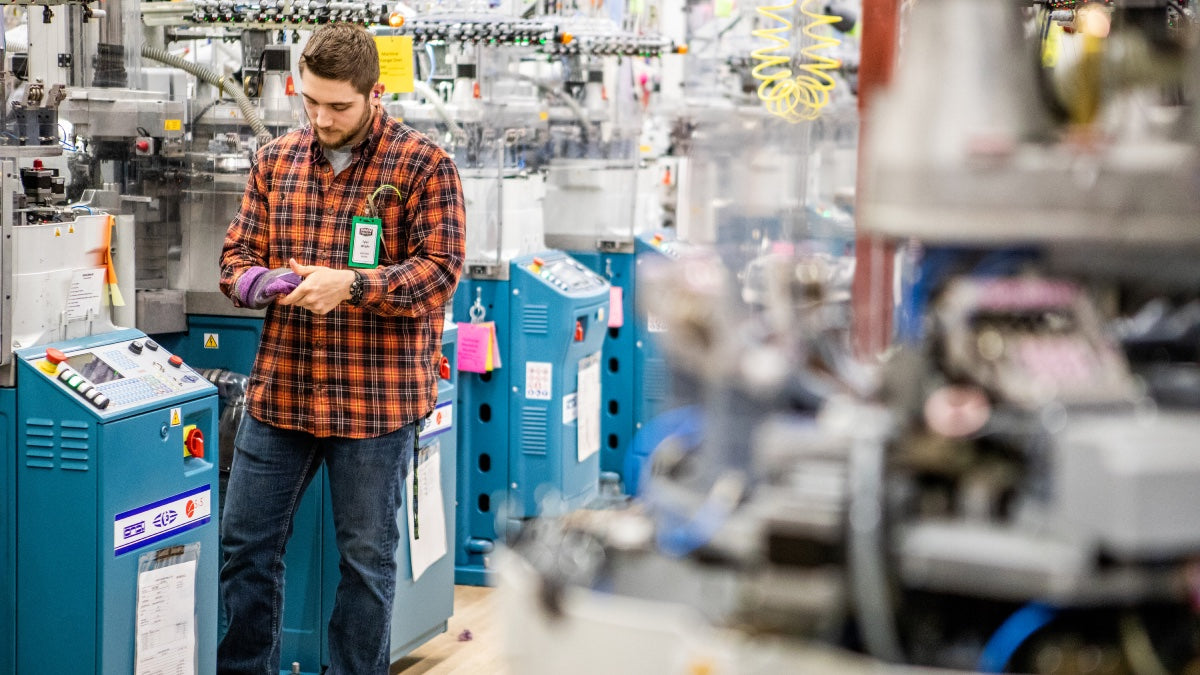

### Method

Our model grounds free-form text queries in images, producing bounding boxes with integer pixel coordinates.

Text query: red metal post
[852,0,901,357]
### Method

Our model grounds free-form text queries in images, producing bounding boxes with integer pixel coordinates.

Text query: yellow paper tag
[108,283,126,307]
[375,36,415,94]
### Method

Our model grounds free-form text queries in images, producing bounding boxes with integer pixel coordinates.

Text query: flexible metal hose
[140,44,274,146]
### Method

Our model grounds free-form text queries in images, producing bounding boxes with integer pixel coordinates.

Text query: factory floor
[392,585,505,674]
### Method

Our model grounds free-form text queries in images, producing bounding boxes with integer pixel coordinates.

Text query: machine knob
[129,341,144,355]
[185,426,205,459]
[145,339,159,351]
[169,355,184,368]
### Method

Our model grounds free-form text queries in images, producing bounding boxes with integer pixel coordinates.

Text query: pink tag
[608,286,624,328]
[456,322,493,373]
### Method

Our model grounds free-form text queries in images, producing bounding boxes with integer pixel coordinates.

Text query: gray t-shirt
[326,146,353,175]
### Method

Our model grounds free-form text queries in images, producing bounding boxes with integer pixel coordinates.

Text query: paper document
[407,440,447,581]
[66,267,106,321]
[135,559,197,675]
[577,352,601,462]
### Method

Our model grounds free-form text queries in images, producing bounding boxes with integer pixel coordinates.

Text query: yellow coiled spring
[750,0,842,122]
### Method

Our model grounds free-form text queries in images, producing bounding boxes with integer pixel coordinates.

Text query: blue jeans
[218,414,414,675]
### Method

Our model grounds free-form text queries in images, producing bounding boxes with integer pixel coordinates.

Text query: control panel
[26,337,212,416]
[642,231,688,259]
[521,252,608,295]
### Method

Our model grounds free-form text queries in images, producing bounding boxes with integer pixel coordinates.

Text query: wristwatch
[348,270,365,306]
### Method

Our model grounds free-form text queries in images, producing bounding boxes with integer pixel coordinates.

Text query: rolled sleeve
[220,150,272,304]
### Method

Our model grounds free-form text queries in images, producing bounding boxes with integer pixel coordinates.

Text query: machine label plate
[114,485,212,556]
[525,362,553,400]
[419,400,453,439]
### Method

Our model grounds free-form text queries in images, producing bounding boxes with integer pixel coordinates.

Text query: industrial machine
[378,10,677,584]
[15,330,219,674]
[0,61,219,670]
[539,43,666,486]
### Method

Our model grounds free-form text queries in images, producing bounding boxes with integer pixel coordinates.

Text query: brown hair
[298,23,380,97]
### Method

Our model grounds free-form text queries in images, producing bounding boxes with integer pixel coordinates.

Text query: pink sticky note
[608,286,624,328]
[456,322,493,373]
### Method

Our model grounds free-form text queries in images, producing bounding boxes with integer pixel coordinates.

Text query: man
[217,23,465,675]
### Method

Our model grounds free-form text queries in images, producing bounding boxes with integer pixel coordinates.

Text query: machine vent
[522,304,550,335]
[644,358,667,402]
[59,420,92,472]
[520,406,548,456]
[23,418,91,471]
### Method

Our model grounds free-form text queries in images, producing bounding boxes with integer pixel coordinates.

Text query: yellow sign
[203,333,219,349]
[170,407,182,427]
[375,35,415,94]
[54,227,62,237]
[164,119,182,131]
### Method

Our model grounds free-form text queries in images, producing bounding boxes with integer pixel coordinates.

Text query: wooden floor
[391,585,506,675]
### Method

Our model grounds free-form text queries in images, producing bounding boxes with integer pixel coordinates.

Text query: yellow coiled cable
[750,0,842,122]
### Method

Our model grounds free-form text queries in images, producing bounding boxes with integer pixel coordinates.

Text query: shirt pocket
[377,200,408,266]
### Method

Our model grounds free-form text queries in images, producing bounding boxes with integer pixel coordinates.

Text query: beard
[315,103,374,149]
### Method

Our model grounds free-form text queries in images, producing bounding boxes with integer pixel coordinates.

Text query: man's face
[300,71,377,149]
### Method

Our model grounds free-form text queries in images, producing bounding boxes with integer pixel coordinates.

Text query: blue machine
[154,314,265,376]
[276,323,459,674]
[566,233,682,487]
[12,328,219,674]
[1,387,13,675]
[453,251,609,585]
[559,230,687,488]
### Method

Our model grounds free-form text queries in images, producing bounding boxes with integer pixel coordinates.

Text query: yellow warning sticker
[164,119,182,131]
[54,227,62,237]
[203,333,219,349]
[170,407,182,427]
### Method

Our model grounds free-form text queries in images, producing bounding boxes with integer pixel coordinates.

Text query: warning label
[203,333,219,349]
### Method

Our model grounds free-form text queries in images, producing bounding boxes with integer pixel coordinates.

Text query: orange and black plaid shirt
[220,110,465,439]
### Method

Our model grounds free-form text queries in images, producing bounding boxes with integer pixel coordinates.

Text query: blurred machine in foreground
[500,1,1200,673]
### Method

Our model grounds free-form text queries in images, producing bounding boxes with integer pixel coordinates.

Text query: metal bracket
[465,262,509,280]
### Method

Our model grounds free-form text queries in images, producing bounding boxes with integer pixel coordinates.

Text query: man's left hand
[278,258,356,315]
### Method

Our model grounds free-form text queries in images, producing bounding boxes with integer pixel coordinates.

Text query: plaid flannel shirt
[220,110,465,438]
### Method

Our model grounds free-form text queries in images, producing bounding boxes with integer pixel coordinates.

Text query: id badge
[349,216,381,268]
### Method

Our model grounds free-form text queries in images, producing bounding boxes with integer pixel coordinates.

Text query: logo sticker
[419,400,453,439]
[153,510,178,528]
[113,485,211,555]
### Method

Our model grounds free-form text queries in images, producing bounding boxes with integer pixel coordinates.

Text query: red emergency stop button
[184,426,205,459]
[136,140,150,152]
[574,320,584,342]
[439,355,451,380]
[169,355,183,368]
[38,347,67,375]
